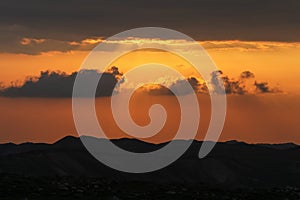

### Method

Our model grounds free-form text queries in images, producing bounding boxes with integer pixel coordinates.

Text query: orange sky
[1,40,299,94]
[0,94,299,144]
[0,40,299,144]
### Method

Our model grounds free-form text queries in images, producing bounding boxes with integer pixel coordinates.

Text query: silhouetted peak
[54,135,80,148]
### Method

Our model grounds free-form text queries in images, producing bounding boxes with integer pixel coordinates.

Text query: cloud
[2,36,300,55]
[11,37,103,55]
[0,67,123,97]
[20,38,46,45]
[254,81,281,93]
[13,37,200,55]
[212,71,281,95]
[240,71,255,79]
[5,37,300,55]
[139,77,208,96]
[139,71,281,96]
[0,67,282,97]
[0,0,299,54]
[200,41,300,52]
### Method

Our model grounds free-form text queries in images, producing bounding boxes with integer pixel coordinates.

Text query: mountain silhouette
[1,136,300,189]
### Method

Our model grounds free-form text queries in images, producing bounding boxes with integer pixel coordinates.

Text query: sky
[0,0,299,144]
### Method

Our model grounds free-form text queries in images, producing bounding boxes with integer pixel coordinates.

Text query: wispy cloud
[200,40,300,51]
[20,38,46,45]
[10,37,300,55]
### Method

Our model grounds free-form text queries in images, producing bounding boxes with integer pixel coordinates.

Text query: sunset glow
[1,40,299,93]
[1,37,299,144]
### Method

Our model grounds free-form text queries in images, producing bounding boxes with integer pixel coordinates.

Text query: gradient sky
[0,0,299,144]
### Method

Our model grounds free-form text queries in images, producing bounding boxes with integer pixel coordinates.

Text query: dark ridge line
[1,135,299,148]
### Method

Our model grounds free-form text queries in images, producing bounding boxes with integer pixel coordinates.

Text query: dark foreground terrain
[1,175,300,200]
[1,136,300,199]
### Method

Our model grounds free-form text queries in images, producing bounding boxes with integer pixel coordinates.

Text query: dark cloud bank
[0,67,279,97]
[0,67,123,98]
[0,0,299,54]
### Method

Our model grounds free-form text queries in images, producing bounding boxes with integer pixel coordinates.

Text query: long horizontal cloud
[0,0,299,54]
[200,41,300,51]
[6,37,300,55]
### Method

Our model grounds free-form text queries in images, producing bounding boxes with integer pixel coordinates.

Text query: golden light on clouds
[20,38,46,45]
[200,40,300,51]
[69,37,104,46]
